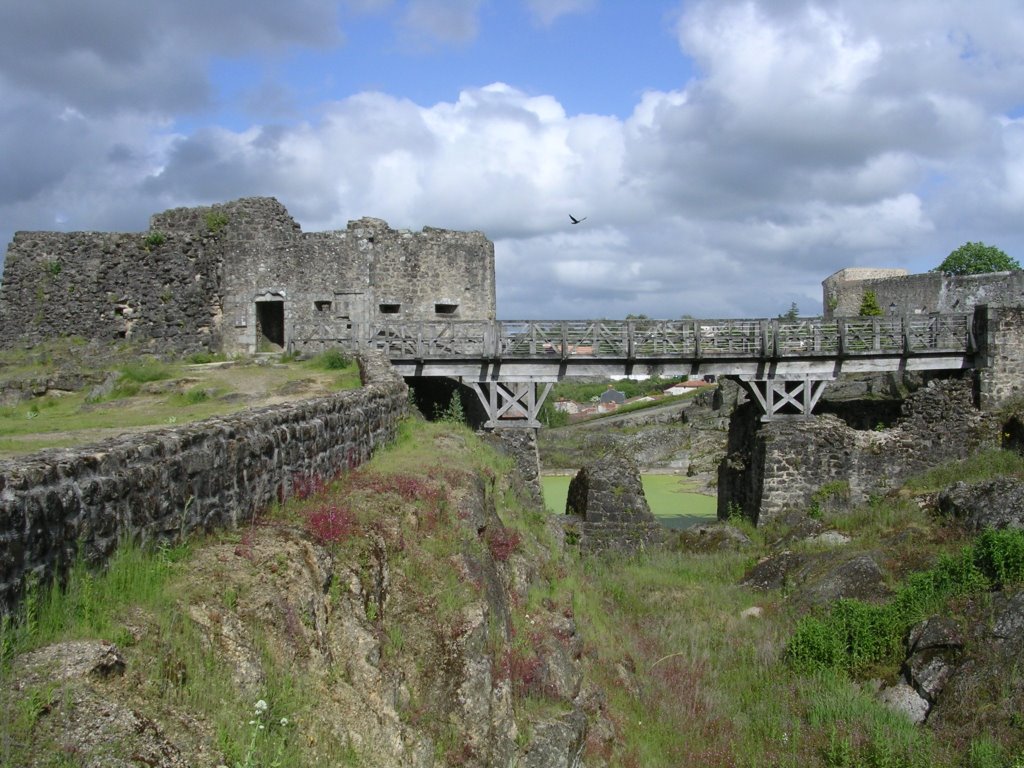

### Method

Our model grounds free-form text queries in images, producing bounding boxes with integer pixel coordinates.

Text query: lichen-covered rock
[937,478,1024,531]
[878,682,930,724]
[797,553,891,607]
[741,551,807,591]
[674,522,753,553]
[904,617,963,702]
[741,550,891,607]
[519,711,587,768]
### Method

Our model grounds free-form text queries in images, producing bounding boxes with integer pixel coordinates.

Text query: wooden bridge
[300,314,977,427]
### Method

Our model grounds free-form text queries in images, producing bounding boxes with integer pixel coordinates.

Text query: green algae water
[541,473,717,530]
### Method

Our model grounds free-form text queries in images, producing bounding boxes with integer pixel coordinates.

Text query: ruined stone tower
[0,197,496,355]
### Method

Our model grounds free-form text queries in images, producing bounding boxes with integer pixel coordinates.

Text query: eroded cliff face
[2,425,588,768]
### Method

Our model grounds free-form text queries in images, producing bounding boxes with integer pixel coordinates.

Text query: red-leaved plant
[306,503,357,543]
[485,526,522,562]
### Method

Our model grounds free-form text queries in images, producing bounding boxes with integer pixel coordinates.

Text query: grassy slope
[0,351,361,457]
[4,410,1024,766]
[0,419,568,767]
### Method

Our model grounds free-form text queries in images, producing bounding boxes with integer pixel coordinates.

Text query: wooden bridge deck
[293,314,976,424]
[319,314,976,380]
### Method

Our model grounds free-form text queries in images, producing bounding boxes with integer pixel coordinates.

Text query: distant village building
[598,386,626,405]
[663,380,714,397]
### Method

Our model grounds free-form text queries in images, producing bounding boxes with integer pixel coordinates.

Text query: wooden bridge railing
[322,314,975,360]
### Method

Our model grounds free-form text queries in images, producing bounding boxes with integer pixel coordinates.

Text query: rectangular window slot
[435,303,459,315]
[379,303,401,314]
[314,300,332,312]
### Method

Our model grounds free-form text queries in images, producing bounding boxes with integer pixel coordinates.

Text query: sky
[1,0,1023,320]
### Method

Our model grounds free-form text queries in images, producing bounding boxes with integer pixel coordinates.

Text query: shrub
[788,529,1024,675]
[291,473,327,501]
[498,645,549,698]
[858,290,883,317]
[179,386,209,405]
[143,231,166,249]
[204,210,229,233]
[439,391,465,424]
[973,527,1024,587]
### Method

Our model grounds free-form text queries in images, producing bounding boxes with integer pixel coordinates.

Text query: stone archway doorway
[255,299,285,351]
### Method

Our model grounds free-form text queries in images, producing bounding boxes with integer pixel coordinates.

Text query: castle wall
[0,197,497,356]
[0,353,408,615]
[0,229,223,354]
[823,268,1024,319]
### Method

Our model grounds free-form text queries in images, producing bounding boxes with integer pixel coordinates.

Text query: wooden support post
[466,380,554,430]
[735,376,832,421]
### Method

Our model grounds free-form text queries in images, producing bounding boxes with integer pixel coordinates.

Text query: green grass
[5,418,1021,767]
[902,448,1024,493]
[0,354,362,457]
[787,527,1024,676]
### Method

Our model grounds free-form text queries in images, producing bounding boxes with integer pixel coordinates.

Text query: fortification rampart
[0,228,224,353]
[0,197,496,355]
[718,378,999,526]
[823,267,1024,318]
[0,353,408,614]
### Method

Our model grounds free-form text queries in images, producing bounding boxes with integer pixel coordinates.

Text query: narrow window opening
[435,303,459,315]
[379,303,401,314]
[314,300,332,313]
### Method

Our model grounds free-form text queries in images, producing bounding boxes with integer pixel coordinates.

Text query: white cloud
[3,0,1024,322]
[525,0,598,27]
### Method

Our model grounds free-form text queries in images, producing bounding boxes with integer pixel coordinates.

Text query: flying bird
[569,214,587,224]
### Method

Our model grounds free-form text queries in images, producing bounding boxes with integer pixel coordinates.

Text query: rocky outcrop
[2,426,589,768]
[741,549,890,607]
[672,522,753,553]
[937,478,1024,531]
[566,453,664,553]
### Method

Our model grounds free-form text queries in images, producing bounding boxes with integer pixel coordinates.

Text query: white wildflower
[280,717,289,726]
[254,699,268,715]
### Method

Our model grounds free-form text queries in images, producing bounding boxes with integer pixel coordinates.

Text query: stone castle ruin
[0,197,496,355]
[823,266,1024,318]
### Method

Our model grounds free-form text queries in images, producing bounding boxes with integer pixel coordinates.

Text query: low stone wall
[719,378,999,526]
[0,353,408,614]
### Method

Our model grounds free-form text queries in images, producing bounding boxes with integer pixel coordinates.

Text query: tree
[859,290,883,317]
[779,302,799,322]
[933,242,1020,276]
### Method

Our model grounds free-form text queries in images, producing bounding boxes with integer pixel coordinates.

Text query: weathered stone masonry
[0,197,496,355]
[0,353,408,614]
[718,378,999,526]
